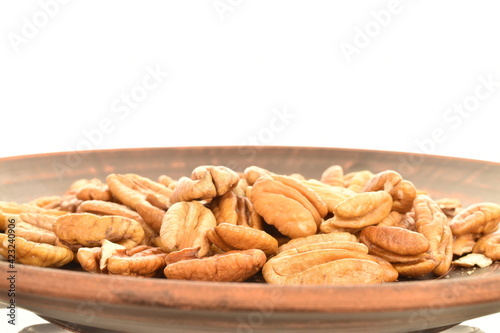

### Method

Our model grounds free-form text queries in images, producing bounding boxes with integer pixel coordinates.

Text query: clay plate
[0,146,499,333]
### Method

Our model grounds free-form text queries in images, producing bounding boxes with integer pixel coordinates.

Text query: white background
[1,0,500,332]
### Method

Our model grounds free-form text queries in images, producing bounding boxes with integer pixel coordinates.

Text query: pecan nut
[452,234,477,256]
[77,247,102,273]
[164,249,266,282]
[53,213,145,251]
[210,191,263,229]
[160,201,216,257]
[414,195,453,276]
[449,202,500,236]
[472,232,500,261]
[362,170,417,213]
[301,179,355,213]
[320,165,344,187]
[263,245,397,285]
[320,191,392,231]
[170,166,239,203]
[0,202,66,232]
[277,231,358,253]
[0,234,73,268]
[206,223,278,255]
[15,221,57,245]
[107,173,172,232]
[343,170,373,193]
[107,245,168,277]
[77,200,157,243]
[250,175,327,238]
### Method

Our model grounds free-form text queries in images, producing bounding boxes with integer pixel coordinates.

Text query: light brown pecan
[164,247,200,264]
[27,196,63,210]
[0,202,66,232]
[210,191,263,229]
[320,165,344,187]
[160,201,216,257]
[99,239,127,272]
[452,253,493,268]
[77,200,157,243]
[377,211,416,230]
[473,232,500,261]
[244,166,274,186]
[362,170,417,213]
[343,170,373,193]
[250,175,327,239]
[392,260,438,277]
[262,245,398,285]
[170,166,239,203]
[75,180,112,202]
[449,202,500,236]
[277,232,358,254]
[452,234,477,256]
[206,223,278,255]
[0,234,73,268]
[232,177,249,197]
[107,246,168,277]
[414,195,453,276]
[15,221,57,245]
[436,198,463,218]
[360,226,430,257]
[18,213,57,232]
[53,213,145,251]
[301,179,355,213]
[320,191,392,231]
[77,247,102,273]
[60,178,111,212]
[107,173,172,232]
[164,249,266,282]
[158,175,178,190]
[107,173,172,209]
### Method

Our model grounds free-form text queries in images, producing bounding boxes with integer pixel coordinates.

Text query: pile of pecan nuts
[1,165,499,285]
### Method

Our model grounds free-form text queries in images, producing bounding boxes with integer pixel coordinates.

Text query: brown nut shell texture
[362,170,417,213]
[53,213,145,250]
[263,244,398,285]
[250,175,327,239]
[206,223,278,255]
[164,249,266,282]
[449,202,500,236]
[160,201,216,257]
[0,234,73,268]
[170,166,239,203]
